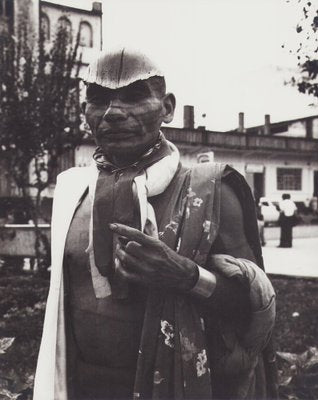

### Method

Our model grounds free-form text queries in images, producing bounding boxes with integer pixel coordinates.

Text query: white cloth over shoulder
[34,141,180,399]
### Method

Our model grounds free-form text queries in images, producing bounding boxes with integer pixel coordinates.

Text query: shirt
[279,199,297,217]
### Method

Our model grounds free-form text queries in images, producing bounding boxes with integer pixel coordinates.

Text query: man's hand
[109,223,198,292]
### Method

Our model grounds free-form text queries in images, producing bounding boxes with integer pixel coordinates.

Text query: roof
[242,114,318,135]
[40,1,102,16]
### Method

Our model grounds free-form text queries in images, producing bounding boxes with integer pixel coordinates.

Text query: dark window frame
[0,0,13,18]
[40,12,50,41]
[277,167,302,191]
[57,16,73,42]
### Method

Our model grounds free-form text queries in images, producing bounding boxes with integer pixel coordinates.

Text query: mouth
[98,129,136,141]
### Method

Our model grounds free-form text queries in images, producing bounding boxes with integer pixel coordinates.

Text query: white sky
[49,0,318,130]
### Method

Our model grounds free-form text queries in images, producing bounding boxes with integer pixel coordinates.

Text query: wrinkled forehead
[84,48,164,90]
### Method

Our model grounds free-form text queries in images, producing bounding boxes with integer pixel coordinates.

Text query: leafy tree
[0,3,83,268]
[287,1,318,99]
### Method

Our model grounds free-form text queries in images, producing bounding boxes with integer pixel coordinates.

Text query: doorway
[314,171,318,197]
[253,173,265,203]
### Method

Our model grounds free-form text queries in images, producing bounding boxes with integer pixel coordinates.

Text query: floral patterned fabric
[133,162,225,399]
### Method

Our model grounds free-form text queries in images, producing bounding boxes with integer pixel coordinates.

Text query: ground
[0,266,49,399]
[272,275,318,400]
[272,275,318,353]
[0,267,317,399]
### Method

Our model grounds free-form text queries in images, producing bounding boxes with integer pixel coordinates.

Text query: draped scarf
[132,164,278,399]
[89,133,180,299]
[133,162,227,399]
[88,133,226,398]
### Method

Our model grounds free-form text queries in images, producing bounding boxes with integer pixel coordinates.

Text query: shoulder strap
[178,162,226,266]
[222,166,264,270]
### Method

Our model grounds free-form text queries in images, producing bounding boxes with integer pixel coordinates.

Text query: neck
[104,135,161,168]
[109,152,142,168]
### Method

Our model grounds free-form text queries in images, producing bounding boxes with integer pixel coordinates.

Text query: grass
[0,267,49,397]
[271,275,318,353]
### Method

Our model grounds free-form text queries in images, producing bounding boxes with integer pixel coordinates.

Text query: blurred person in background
[278,193,297,248]
[256,204,266,247]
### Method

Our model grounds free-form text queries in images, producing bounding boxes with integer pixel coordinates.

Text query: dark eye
[124,81,150,102]
[86,84,111,105]
[87,94,110,106]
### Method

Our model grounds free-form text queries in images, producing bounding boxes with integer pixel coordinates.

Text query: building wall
[75,143,94,167]
[313,118,318,139]
[264,162,317,203]
[273,117,318,139]
[178,145,318,203]
[41,2,102,77]
[20,137,318,205]
[15,0,39,39]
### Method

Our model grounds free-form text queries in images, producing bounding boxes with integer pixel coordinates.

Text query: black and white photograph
[0,0,317,399]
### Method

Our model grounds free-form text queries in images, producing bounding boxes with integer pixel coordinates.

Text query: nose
[103,100,128,123]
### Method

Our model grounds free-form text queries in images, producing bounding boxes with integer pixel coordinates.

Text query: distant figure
[278,193,297,248]
[256,205,266,246]
[6,212,15,224]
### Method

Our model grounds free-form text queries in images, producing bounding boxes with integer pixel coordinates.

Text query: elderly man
[34,48,277,400]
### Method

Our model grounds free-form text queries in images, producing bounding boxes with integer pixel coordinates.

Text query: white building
[40,0,102,76]
[0,0,102,198]
[176,111,318,206]
[74,109,318,207]
[1,1,317,210]
[74,128,318,207]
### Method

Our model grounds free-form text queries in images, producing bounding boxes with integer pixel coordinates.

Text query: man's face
[84,80,166,164]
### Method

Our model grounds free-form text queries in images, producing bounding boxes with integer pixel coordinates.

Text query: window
[277,168,302,190]
[0,0,13,17]
[58,16,72,42]
[79,21,93,47]
[41,13,50,41]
